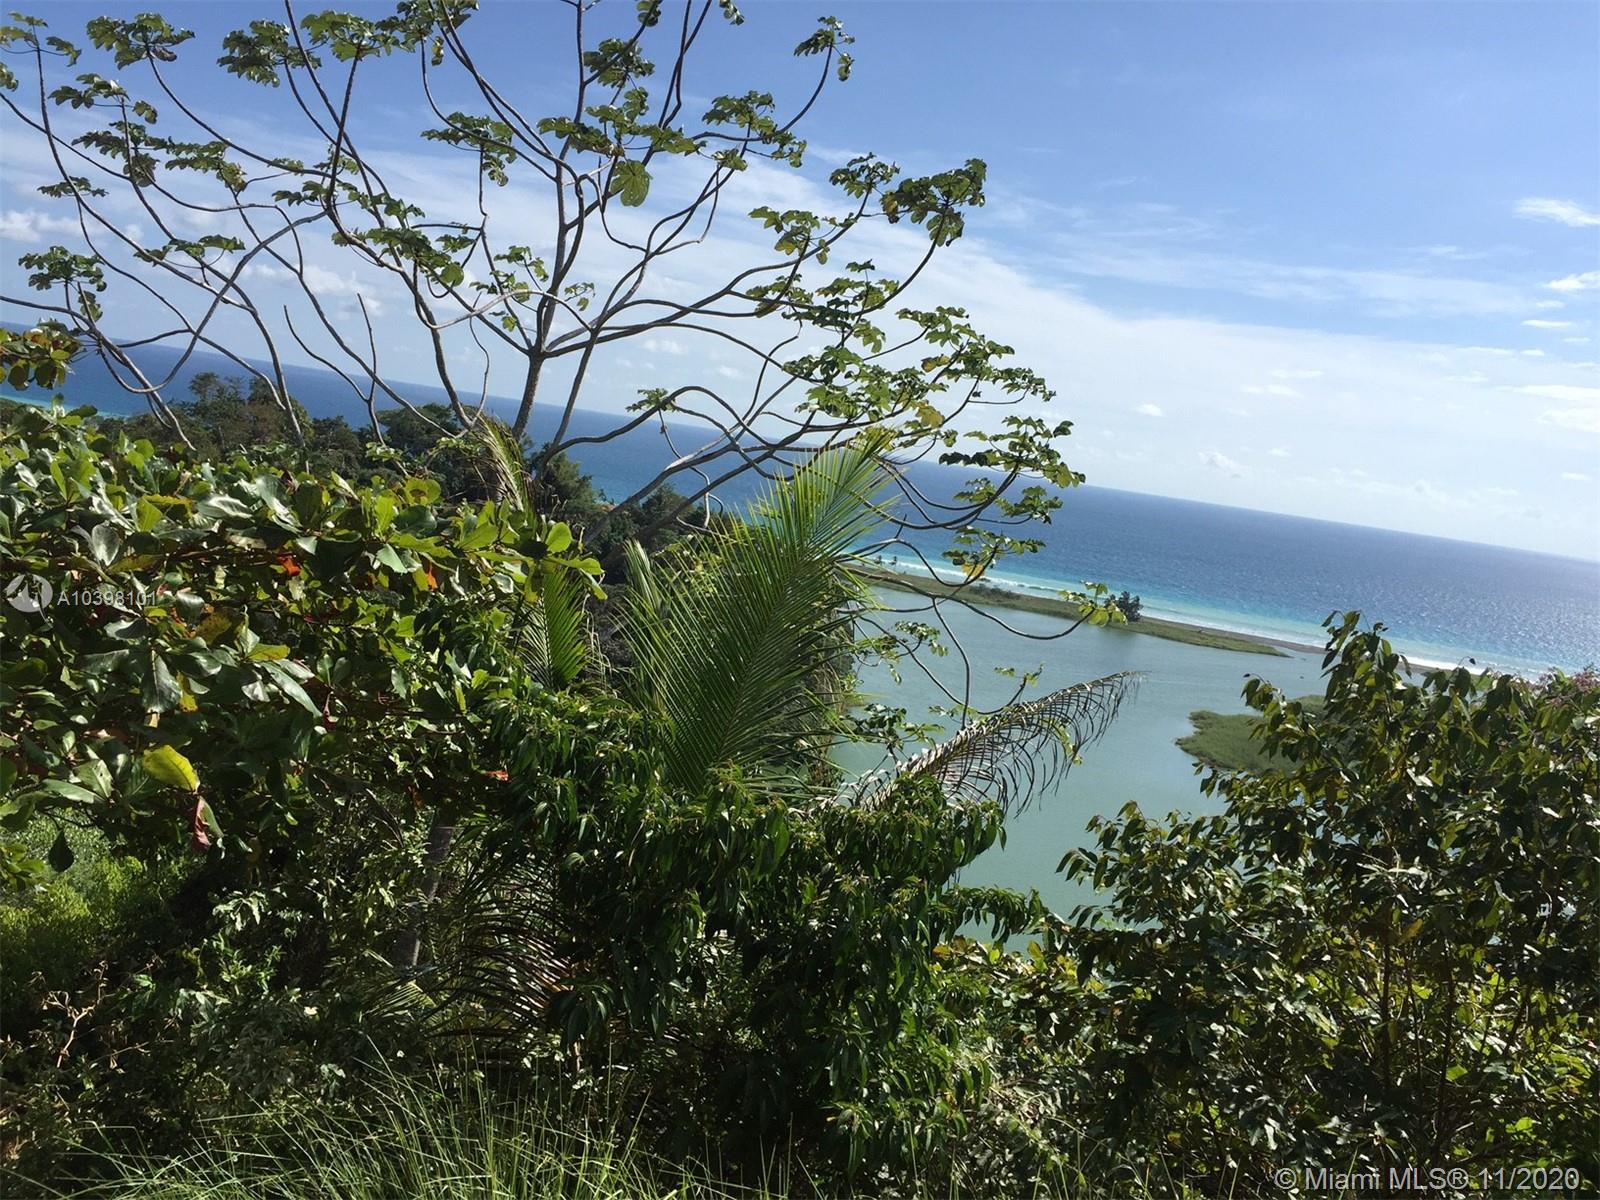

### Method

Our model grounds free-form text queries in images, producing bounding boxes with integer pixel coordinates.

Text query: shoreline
[859,565,1300,658]
[859,565,1524,676]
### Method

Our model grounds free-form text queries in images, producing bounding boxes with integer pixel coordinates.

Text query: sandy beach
[859,564,1301,658]
[860,564,1495,676]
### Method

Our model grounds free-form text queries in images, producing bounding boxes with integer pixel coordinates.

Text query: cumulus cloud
[1514,385,1600,435]
[241,261,387,315]
[0,208,80,243]
[1242,382,1300,397]
[1197,449,1248,477]
[1515,198,1600,227]
[1545,270,1600,294]
[643,337,689,356]
[1268,446,1291,458]
[1522,319,1573,330]
[1561,472,1591,482]
[1135,403,1164,417]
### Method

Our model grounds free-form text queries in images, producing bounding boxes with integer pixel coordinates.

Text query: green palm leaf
[619,434,893,794]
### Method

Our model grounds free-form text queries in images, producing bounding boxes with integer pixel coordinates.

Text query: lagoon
[841,591,1329,917]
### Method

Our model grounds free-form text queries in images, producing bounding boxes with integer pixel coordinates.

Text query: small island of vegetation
[1177,697,1325,772]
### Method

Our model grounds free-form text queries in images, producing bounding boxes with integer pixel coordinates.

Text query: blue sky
[2,1,1597,557]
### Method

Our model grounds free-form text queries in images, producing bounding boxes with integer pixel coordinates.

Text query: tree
[1114,589,1141,622]
[0,2,1078,601]
[416,431,1133,1172]
[1017,617,1600,1193]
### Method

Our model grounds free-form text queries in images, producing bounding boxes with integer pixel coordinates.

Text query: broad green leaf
[608,159,651,206]
[142,745,200,792]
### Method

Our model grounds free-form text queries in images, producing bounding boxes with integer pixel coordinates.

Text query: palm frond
[359,850,571,1051]
[468,413,534,511]
[619,436,893,795]
[512,564,592,689]
[849,672,1137,815]
[419,854,570,1043]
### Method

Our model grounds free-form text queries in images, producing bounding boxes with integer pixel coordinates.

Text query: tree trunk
[390,820,457,971]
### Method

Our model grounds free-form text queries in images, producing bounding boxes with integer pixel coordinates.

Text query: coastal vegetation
[1176,696,1324,772]
[1,2,1596,1197]
[863,566,1289,657]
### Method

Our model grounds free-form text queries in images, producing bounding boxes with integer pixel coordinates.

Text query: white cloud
[1411,479,1450,506]
[715,364,742,379]
[1048,240,1527,317]
[1135,402,1164,417]
[1561,472,1591,482]
[1197,449,1248,477]
[1564,336,1593,345]
[1532,299,1565,310]
[1515,198,1600,227]
[0,208,80,243]
[1515,385,1600,435]
[1523,319,1573,330]
[1542,409,1600,434]
[1515,384,1600,404]
[1268,446,1291,458]
[1546,270,1600,294]
[1243,382,1300,397]
[1,112,1591,554]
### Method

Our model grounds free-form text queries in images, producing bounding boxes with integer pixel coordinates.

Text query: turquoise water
[841,595,1328,917]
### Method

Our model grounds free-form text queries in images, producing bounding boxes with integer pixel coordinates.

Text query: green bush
[0,827,173,1031]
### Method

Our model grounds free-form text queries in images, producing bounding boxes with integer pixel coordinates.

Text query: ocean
[7,339,1595,675]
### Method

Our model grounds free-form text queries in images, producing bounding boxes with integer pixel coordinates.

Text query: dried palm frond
[848,672,1137,815]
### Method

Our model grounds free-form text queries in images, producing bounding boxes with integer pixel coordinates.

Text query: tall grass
[44,1070,798,1200]
[28,1079,1235,1200]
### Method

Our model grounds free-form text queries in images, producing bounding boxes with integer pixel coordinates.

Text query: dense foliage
[0,401,1117,1191]
[4,398,1595,1198]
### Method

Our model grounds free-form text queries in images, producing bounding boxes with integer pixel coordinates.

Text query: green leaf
[74,756,113,798]
[142,745,200,793]
[143,654,183,712]
[48,828,74,872]
[197,493,254,522]
[135,495,164,532]
[38,779,101,804]
[608,159,651,207]
[262,659,320,715]
[88,522,123,564]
